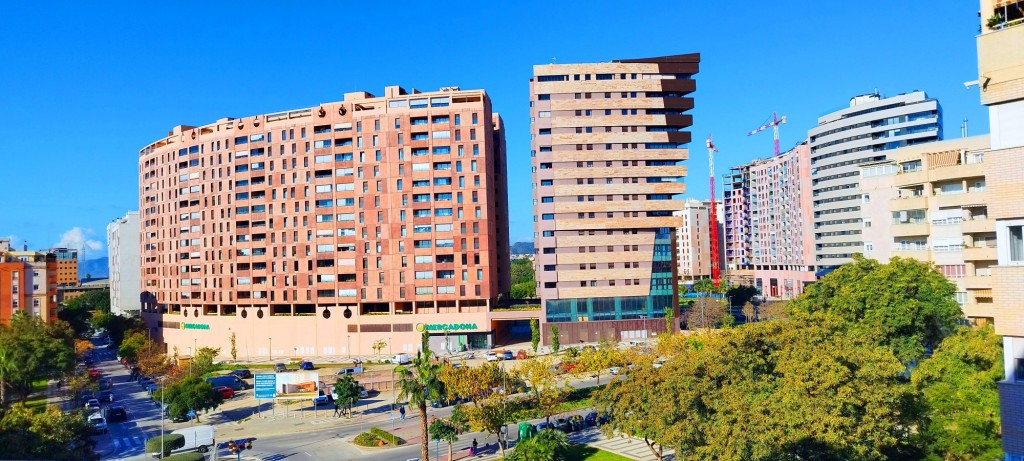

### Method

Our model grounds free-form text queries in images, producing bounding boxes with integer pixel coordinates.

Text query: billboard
[272,371,321,400]
[254,374,275,399]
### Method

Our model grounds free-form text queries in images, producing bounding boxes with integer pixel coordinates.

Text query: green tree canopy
[789,255,962,364]
[0,312,76,402]
[510,258,535,286]
[162,376,222,422]
[0,403,97,460]
[397,348,443,461]
[912,325,1003,460]
[506,428,570,461]
[333,374,362,416]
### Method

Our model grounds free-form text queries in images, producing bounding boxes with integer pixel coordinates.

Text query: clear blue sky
[0,1,986,258]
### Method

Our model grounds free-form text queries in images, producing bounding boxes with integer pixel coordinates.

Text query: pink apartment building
[138,86,527,360]
[723,142,816,299]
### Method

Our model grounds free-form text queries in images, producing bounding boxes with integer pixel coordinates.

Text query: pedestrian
[471,438,478,456]
[333,402,341,418]
[399,405,406,420]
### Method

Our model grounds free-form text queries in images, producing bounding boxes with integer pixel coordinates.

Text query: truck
[393,353,411,365]
[149,425,215,457]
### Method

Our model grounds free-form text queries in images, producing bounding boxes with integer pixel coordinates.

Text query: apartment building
[975,1,1024,457]
[674,199,712,281]
[809,91,942,270]
[49,247,78,287]
[0,241,59,323]
[530,54,698,343]
[107,211,141,316]
[723,142,816,299]
[138,85,521,359]
[858,136,993,317]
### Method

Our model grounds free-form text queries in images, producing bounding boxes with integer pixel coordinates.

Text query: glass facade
[545,228,675,322]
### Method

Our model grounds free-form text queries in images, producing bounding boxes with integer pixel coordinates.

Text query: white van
[393,354,411,365]
[336,364,364,376]
[150,424,215,457]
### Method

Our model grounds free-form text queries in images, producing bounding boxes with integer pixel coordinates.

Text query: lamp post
[268,337,272,361]
[347,335,351,359]
[159,377,165,459]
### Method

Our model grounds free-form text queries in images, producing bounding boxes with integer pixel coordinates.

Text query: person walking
[399,405,406,420]
[333,402,342,418]
[471,438,478,456]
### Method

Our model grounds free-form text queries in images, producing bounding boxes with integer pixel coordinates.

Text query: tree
[681,297,729,330]
[506,428,570,461]
[913,325,1003,460]
[577,340,623,386]
[464,394,514,457]
[664,305,675,333]
[333,375,362,417]
[117,331,147,364]
[162,376,222,422]
[510,281,536,300]
[550,326,560,354]
[727,285,759,308]
[0,312,76,403]
[397,347,443,461]
[428,418,459,461]
[789,255,962,365]
[229,332,237,362]
[759,301,788,322]
[741,302,756,323]
[372,339,387,358]
[594,358,671,460]
[190,347,221,377]
[0,403,97,460]
[530,319,540,354]
[510,258,535,285]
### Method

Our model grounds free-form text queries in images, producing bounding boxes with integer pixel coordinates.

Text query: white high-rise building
[107,212,140,316]
[674,199,712,281]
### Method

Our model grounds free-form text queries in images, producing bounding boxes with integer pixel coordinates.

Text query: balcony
[963,246,997,261]
[892,222,930,238]
[890,195,928,211]
[892,249,930,261]
[979,11,1024,105]
[936,191,987,208]
[961,218,994,234]
[962,275,992,290]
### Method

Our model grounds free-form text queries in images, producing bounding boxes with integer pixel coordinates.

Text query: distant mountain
[511,241,534,255]
[79,257,109,279]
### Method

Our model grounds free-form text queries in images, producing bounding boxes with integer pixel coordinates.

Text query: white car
[84,399,101,411]
[88,413,107,434]
[485,352,499,362]
[608,367,622,375]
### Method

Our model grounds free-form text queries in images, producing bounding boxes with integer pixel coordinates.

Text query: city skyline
[0,1,986,253]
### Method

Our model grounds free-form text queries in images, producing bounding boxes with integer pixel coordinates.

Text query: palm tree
[506,429,570,461]
[397,347,443,461]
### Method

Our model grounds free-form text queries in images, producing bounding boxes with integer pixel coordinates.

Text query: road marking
[132,436,143,447]
[112,438,121,450]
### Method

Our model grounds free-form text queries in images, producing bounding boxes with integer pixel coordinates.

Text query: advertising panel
[272,371,320,400]
[253,374,275,399]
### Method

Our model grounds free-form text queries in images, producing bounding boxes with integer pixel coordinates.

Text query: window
[1006,223,1024,264]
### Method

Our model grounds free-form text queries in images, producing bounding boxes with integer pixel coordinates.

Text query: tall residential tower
[809,92,941,270]
[530,54,699,344]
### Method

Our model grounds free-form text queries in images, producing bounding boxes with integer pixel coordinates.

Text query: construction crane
[706,134,722,287]
[748,112,787,156]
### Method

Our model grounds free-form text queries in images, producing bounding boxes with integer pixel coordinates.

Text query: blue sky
[0,1,986,257]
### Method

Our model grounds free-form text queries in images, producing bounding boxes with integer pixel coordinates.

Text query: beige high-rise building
[530,54,698,344]
[976,1,1024,457]
[674,199,712,281]
[858,136,992,316]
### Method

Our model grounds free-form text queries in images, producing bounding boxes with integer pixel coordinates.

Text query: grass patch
[369,427,404,445]
[31,379,48,394]
[353,432,381,447]
[565,444,632,461]
[23,394,51,414]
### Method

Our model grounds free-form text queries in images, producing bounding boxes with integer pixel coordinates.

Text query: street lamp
[347,335,351,359]
[159,377,166,459]
[268,337,272,361]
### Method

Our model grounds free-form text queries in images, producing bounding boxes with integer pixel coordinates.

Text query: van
[393,354,411,365]
[206,375,247,391]
[336,365,364,376]
[149,425,215,457]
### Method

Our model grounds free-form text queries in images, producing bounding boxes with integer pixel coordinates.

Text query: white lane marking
[112,438,121,450]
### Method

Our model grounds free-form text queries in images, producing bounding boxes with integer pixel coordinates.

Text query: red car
[215,386,235,399]
[88,369,101,380]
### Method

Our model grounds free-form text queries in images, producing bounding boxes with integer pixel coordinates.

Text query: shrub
[370,427,405,445]
[353,432,381,447]
[163,453,206,461]
[145,434,185,457]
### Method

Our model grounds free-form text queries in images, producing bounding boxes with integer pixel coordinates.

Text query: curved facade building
[139,86,520,360]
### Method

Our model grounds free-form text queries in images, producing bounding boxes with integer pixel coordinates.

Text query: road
[96,353,612,461]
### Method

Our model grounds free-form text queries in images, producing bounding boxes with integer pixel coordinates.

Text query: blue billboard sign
[254,373,276,399]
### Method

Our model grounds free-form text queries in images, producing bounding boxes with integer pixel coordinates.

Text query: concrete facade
[0,243,58,323]
[859,136,993,317]
[976,2,1024,457]
[530,54,698,344]
[809,92,942,269]
[723,143,815,299]
[138,85,524,359]
[49,247,78,286]
[107,211,141,316]
[673,199,712,280]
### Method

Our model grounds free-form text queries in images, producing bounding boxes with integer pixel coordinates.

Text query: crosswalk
[110,435,146,451]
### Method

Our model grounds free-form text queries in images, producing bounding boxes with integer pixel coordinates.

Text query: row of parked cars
[532,411,610,434]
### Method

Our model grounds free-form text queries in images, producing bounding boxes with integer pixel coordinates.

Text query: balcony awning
[994,0,1021,7]
[970,288,994,297]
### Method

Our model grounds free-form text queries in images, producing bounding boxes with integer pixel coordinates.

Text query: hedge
[145,434,185,457]
[353,432,381,447]
[163,453,206,461]
[370,427,405,445]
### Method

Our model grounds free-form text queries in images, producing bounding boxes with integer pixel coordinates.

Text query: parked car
[205,375,247,391]
[608,367,622,375]
[88,369,100,379]
[146,383,159,394]
[88,413,107,434]
[138,377,154,388]
[299,361,315,370]
[485,352,499,362]
[583,345,597,353]
[516,350,529,360]
[584,411,598,426]
[230,369,253,379]
[97,391,114,403]
[84,399,101,412]
[556,417,572,432]
[312,390,332,406]
[336,364,364,376]
[502,351,515,361]
[570,414,585,431]
[598,413,611,425]
[359,385,369,399]
[215,386,235,399]
[104,405,128,423]
[274,363,287,372]
[98,378,113,390]
[536,422,552,431]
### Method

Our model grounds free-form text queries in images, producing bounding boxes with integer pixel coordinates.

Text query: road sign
[254,373,276,399]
